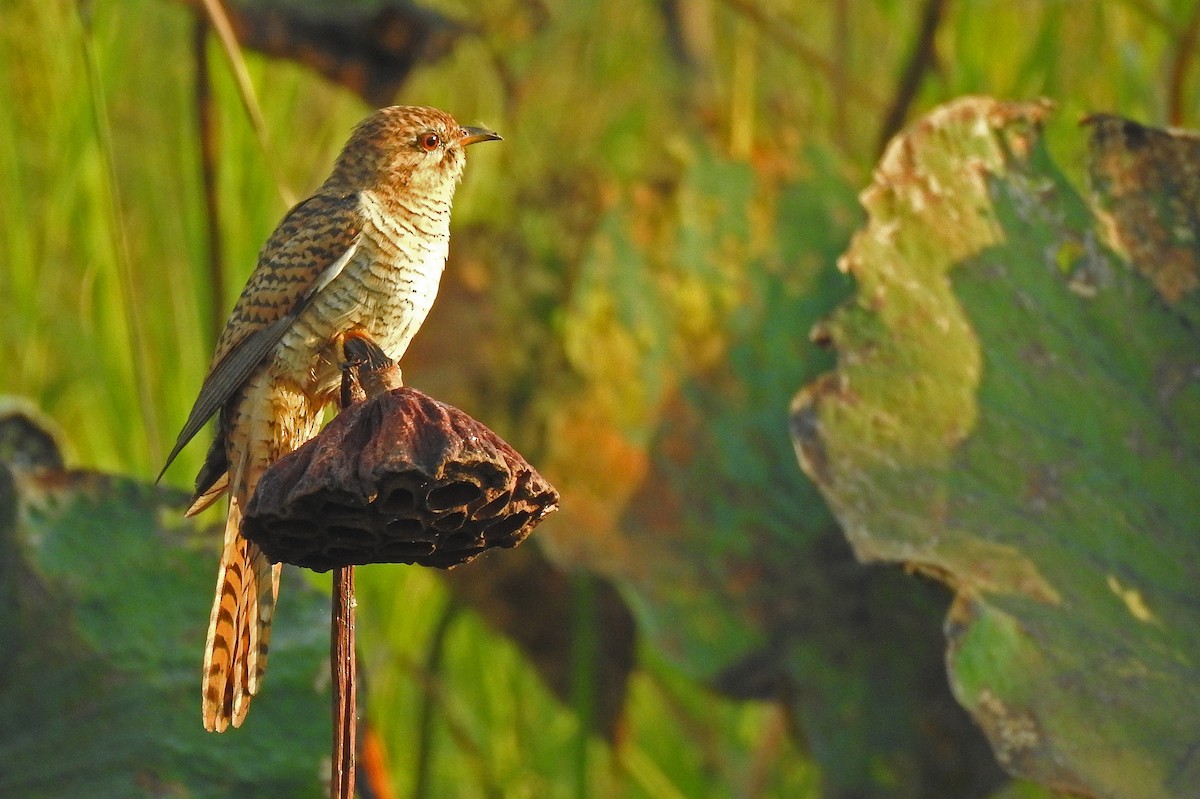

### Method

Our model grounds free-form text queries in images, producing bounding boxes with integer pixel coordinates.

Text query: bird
[158,105,500,732]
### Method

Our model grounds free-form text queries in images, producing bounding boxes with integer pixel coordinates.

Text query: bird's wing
[157,191,363,481]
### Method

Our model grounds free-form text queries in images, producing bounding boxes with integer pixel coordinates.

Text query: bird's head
[328,105,501,199]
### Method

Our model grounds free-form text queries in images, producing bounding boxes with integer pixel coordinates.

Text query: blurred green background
[2,1,1198,797]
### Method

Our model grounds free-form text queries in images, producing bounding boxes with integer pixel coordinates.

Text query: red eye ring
[418,131,441,152]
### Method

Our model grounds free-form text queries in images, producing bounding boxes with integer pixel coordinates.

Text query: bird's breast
[273,195,451,399]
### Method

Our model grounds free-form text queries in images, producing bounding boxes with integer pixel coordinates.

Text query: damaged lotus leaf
[0,404,330,798]
[792,98,1200,798]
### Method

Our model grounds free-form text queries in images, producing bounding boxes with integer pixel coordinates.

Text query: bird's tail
[201,492,280,732]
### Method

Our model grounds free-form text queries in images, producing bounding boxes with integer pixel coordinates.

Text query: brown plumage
[159,106,500,732]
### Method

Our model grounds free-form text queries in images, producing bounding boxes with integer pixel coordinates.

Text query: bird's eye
[418,131,441,152]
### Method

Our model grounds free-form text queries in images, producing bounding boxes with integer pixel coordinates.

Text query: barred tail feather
[246,550,281,696]
[202,498,249,732]
[200,374,321,731]
[202,501,281,730]
[186,470,229,517]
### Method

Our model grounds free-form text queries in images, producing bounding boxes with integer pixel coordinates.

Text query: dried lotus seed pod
[243,333,557,572]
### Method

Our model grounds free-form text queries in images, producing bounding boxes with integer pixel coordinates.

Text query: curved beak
[458,126,502,147]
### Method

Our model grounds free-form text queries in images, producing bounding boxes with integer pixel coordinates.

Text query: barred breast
[274,189,452,399]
